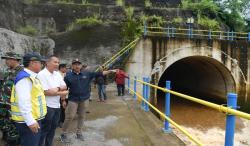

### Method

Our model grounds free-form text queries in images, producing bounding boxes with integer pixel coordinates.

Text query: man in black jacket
[60,59,111,143]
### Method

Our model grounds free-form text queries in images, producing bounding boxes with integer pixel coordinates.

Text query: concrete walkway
[53,84,185,146]
[0,84,185,146]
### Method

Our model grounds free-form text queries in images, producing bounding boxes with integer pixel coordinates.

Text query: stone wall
[0,0,25,30]
[24,4,125,32]
[51,24,121,66]
[0,28,55,70]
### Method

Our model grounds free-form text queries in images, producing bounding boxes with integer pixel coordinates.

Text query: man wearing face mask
[60,58,112,143]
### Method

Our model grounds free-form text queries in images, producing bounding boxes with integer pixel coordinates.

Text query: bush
[145,0,152,7]
[198,16,220,30]
[116,0,124,6]
[182,0,219,17]
[145,15,164,27]
[67,17,102,31]
[172,17,183,24]
[121,7,142,45]
[220,11,246,31]
[75,17,102,26]
[17,25,38,36]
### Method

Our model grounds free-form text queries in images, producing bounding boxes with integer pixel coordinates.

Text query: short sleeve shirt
[37,68,66,108]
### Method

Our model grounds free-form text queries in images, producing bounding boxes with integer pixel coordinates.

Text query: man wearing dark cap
[10,52,47,146]
[0,52,23,145]
[60,58,112,143]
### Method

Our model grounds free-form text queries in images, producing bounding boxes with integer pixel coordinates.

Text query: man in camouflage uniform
[0,52,23,146]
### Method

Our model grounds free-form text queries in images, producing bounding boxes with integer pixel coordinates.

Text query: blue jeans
[97,84,107,100]
[15,120,42,146]
[39,107,60,146]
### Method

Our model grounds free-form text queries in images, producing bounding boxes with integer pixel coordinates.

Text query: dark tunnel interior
[157,56,236,110]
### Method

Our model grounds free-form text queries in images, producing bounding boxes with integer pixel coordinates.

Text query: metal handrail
[144,26,250,41]
[96,37,140,71]
[135,78,250,120]
[146,26,249,35]
[128,87,204,146]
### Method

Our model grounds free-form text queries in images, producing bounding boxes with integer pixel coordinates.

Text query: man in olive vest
[10,52,47,146]
[0,52,23,145]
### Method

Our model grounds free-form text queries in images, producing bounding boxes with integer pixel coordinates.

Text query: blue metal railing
[143,26,250,42]
[127,75,250,146]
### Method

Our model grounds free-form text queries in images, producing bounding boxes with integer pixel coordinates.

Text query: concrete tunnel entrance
[157,56,236,112]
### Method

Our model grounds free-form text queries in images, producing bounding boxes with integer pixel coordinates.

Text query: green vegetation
[116,0,124,7]
[17,25,38,36]
[67,16,102,31]
[182,0,249,31]
[24,0,96,5]
[121,7,142,45]
[81,0,88,4]
[215,0,249,32]
[23,0,39,4]
[172,17,183,24]
[56,0,74,4]
[121,6,166,45]
[198,16,219,30]
[182,0,219,17]
[145,0,152,7]
[32,47,41,52]
[144,15,164,27]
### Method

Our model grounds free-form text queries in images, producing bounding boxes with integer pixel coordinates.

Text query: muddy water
[170,97,250,146]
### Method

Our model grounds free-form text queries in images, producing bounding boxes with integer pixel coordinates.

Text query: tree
[214,0,250,17]
[214,0,250,31]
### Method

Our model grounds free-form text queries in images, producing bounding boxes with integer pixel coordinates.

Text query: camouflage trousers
[0,103,20,145]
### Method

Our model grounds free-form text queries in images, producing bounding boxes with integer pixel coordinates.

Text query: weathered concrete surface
[0,28,54,70]
[125,37,250,112]
[51,24,122,66]
[0,0,25,30]
[53,84,185,146]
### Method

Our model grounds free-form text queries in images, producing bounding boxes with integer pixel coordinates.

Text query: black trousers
[60,99,68,123]
[117,84,125,96]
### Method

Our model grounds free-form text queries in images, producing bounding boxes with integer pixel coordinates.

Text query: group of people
[0,51,128,146]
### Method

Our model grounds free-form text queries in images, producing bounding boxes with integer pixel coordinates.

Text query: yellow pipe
[106,43,137,67]
[104,39,138,66]
[194,30,210,32]
[96,38,139,72]
[128,88,204,146]
[234,36,248,39]
[234,32,248,35]
[136,79,250,120]
[103,38,139,66]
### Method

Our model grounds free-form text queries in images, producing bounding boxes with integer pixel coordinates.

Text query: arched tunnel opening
[157,56,237,127]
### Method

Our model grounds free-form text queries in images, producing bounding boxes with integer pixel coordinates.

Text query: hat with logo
[1,52,22,60]
[72,58,82,64]
[23,52,42,63]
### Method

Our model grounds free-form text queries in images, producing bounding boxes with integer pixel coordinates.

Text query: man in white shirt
[11,52,47,146]
[37,55,68,146]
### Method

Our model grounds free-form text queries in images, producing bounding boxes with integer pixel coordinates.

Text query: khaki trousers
[62,100,86,134]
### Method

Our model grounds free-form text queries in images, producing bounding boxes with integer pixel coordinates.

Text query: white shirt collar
[44,67,56,75]
[24,68,37,78]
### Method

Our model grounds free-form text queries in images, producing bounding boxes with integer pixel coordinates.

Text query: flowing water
[170,98,250,146]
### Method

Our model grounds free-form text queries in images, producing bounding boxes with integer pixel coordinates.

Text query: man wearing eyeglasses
[10,52,47,146]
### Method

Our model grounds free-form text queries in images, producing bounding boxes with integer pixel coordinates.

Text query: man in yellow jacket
[10,52,47,146]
